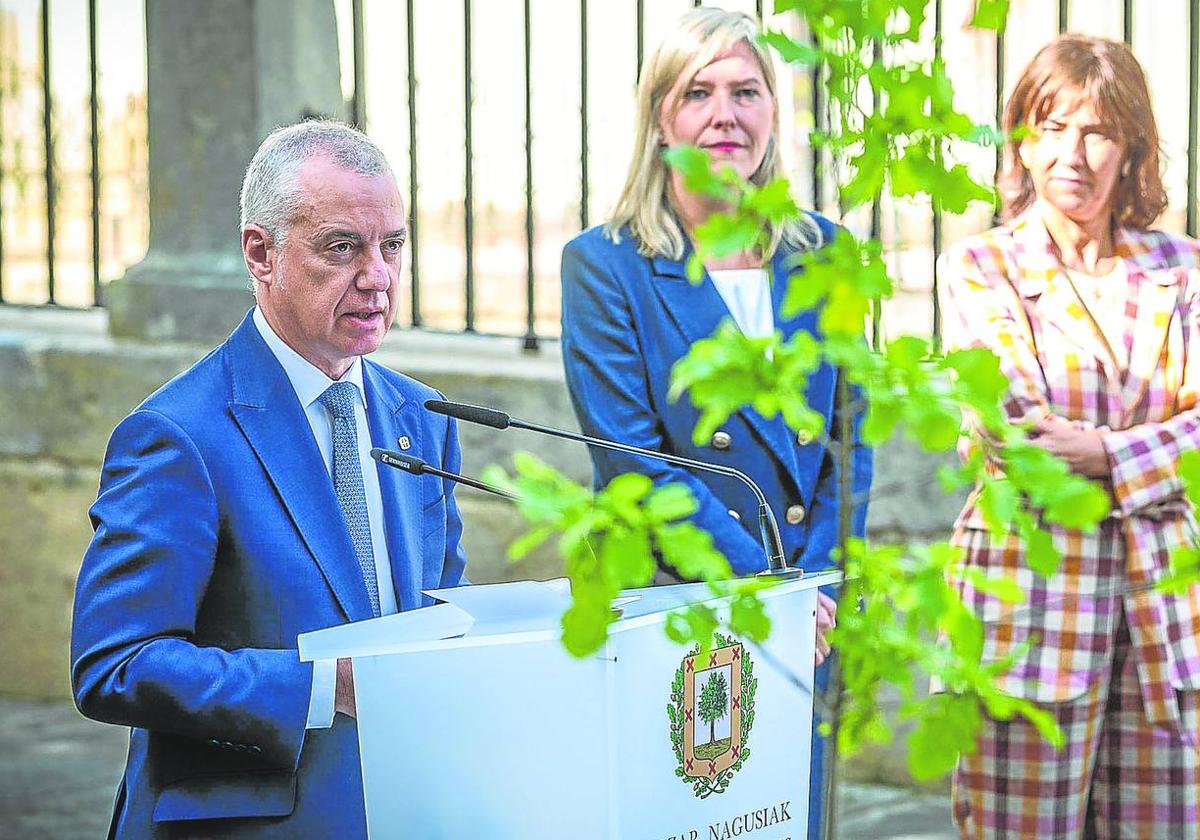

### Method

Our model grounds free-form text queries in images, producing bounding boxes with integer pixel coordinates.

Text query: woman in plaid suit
[945,35,1200,838]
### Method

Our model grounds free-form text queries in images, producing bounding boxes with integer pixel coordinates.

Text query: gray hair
[239,119,395,247]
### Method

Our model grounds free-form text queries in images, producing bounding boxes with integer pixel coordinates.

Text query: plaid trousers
[953,616,1200,839]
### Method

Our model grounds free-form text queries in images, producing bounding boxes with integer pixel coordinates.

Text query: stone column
[106,0,345,341]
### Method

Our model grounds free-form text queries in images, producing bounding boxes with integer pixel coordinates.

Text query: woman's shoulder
[1120,226,1200,269]
[799,209,838,244]
[565,224,638,258]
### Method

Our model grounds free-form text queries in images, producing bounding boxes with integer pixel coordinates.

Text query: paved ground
[0,696,957,839]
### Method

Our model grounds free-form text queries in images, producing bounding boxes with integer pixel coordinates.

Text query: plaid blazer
[944,209,1200,726]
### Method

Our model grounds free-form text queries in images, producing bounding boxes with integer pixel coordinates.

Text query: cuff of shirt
[305,658,337,729]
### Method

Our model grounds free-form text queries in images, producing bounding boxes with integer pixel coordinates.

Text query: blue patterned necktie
[317,381,381,617]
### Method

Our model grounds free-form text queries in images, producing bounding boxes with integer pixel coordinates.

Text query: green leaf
[1157,545,1200,595]
[942,602,983,666]
[730,592,771,642]
[976,478,1018,534]
[1179,450,1200,508]
[906,693,981,780]
[643,483,699,523]
[1023,525,1060,577]
[692,212,763,261]
[970,0,1010,32]
[861,399,901,446]
[960,567,1026,605]
[599,527,655,589]
[760,31,819,66]
[662,145,730,201]
[665,604,718,649]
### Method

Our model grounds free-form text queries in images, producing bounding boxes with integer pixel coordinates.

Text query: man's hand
[1028,415,1111,478]
[335,657,356,719]
[815,591,836,667]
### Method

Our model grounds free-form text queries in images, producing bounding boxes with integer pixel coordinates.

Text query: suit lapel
[362,363,423,612]
[225,314,374,623]
[771,246,819,345]
[1013,213,1124,384]
[648,245,804,487]
[1116,229,1184,421]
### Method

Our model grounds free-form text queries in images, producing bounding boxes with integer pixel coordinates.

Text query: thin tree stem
[821,368,855,840]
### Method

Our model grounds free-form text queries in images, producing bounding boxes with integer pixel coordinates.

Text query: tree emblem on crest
[668,632,757,798]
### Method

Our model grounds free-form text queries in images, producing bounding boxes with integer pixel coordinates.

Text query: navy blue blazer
[560,219,872,577]
[70,311,467,839]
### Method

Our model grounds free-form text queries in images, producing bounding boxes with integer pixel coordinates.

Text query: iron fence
[1,0,1198,348]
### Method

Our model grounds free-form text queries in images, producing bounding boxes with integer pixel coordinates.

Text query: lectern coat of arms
[669,633,758,799]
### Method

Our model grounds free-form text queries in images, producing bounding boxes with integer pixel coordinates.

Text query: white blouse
[708,267,774,339]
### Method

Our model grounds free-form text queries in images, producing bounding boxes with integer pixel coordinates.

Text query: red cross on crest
[709,652,718,666]
[733,646,741,660]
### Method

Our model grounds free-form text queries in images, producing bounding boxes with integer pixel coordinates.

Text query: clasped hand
[1027,415,1111,479]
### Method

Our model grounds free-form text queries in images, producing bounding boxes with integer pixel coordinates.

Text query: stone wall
[0,306,965,787]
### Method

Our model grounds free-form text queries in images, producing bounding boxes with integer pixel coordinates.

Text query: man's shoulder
[136,340,232,428]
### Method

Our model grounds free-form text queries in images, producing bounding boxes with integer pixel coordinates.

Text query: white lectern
[298,572,836,840]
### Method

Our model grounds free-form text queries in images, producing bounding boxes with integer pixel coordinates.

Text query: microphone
[370,448,520,501]
[423,400,799,578]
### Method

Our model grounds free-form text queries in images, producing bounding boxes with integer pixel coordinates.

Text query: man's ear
[242,225,276,287]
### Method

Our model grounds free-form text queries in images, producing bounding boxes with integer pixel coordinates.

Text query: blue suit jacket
[70,312,468,839]
[560,220,872,577]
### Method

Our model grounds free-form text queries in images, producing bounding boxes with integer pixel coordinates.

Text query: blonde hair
[605,7,821,259]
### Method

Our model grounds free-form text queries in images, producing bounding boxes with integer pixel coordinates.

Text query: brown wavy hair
[1000,34,1166,229]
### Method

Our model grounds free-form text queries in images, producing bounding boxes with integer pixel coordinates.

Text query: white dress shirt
[252,307,397,728]
[709,267,775,339]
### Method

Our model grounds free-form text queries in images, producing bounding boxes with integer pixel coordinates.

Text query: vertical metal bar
[693,0,701,7]
[523,0,538,351]
[636,0,644,81]
[931,0,942,351]
[993,29,1004,227]
[1058,0,1068,33]
[1189,0,1199,237]
[42,0,56,304]
[810,27,823,212]
[1123,0,1133,45]
[756,0,764,21]
[580,0,589,231]
[351,0,366,127]
[89,0,101,305]
[870,39,881,350]
[0,4,7,301]
[406,0,421,326]
[463,0,475,330]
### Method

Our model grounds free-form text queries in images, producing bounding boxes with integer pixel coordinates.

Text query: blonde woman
[559,8,872,835]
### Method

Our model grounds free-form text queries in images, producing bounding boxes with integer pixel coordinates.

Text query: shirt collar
[252,306,366,410]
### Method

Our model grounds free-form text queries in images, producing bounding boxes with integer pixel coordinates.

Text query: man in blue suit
[70,121,467,839]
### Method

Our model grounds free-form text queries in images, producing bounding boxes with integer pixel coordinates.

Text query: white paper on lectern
[297,602,473,662]
[422,578,571,635]
[424,578,640,636]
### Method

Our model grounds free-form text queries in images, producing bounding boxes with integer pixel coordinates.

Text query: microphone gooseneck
[423,400,799,578]
[370,447,520,501]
